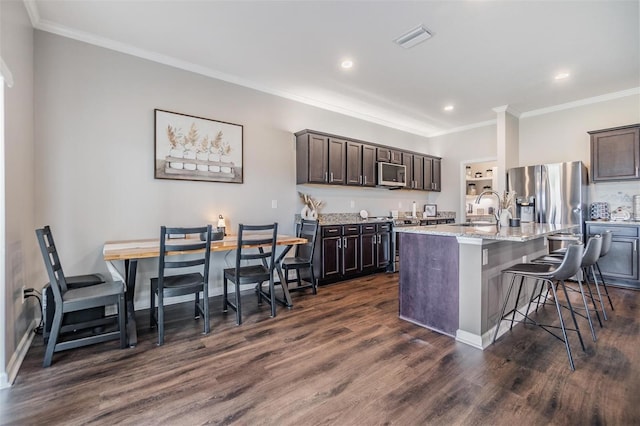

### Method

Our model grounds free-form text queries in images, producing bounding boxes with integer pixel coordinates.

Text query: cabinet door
[402,154,413,189]
[432,158,441,191]
[328,138,346,184]
[360,233,377,271]
[390,150,402,164]
[342,235,360,275]
[424,157,433,191]
[362,145,376,187]
[346,141,362,186]
[412,155,424,190]
[376,232,391,268]
[377,148,391,163]
[307,134,328,183]
[597,238,639,281]
[321,236,341,279]
[590,125,640,182]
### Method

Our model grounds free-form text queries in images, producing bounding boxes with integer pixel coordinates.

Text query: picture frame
[424,204,437,217]
[154,109,243,183]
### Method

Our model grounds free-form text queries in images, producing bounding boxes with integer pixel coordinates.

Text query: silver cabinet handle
[634,239,638,252]
[343,236,347,248]
[325,172,328,182]
[364,176,367,185]
[359,176,362,184]
[337,237,341,248]
[330,172,334,182]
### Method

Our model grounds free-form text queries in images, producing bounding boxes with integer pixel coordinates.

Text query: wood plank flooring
[1,273,639,425]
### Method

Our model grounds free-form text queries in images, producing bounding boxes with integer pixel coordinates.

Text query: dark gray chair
[494,243,585,370]
[223,223,278,325]
[36,226,126,368]
[150,225,212,346]
[282,219,319,294]
[533,235,603,341]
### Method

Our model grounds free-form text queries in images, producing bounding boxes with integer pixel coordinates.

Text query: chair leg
[43,308,63,367]
[203,284,210,334]
[118,293,127,349]
[235,281,242,325]
[596,262,615,311]
[548,279,575,371]
[222,277,228,313]
[158,292,164,346]
[194,291,200,319]
[575,276,597,342]
[582,267,603,327]
[310,266,317,295]
[559,279,585,352]
[589,265,608,321]
[493,273,517,344]
[269,275,277,318]
[510,275,525,330]
[149,285,156,329]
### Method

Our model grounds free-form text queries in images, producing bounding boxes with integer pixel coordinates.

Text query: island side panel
[398,233,459,336]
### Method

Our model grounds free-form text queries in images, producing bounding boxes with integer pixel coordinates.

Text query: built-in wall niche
[463,160,498,222]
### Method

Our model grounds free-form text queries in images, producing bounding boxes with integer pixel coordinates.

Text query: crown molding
[520,87,640,119]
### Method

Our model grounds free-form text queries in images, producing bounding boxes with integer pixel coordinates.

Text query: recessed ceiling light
[341,60,353,69]
[394,25,432,49]
[444,105,454,111]
[554,72,570,80]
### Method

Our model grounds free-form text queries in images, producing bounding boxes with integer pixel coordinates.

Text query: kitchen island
[396,222,578,349]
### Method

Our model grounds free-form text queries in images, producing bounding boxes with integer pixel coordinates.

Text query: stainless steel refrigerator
[507,161,588,236]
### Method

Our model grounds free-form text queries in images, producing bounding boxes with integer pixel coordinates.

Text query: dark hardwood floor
[1,273,639,425]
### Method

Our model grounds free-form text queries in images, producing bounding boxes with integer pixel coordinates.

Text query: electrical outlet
[350,200,355,208]
[271,200,277,209]
[482,249,488,265]
[21,286,25,304]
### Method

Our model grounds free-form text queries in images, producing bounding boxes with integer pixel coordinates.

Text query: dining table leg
[274,244,294,307]
[124,259,139,347]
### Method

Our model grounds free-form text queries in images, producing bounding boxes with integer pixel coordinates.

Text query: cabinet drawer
[588,224,639,238]
[377,223,392,232]
[361,224,377,234]
[343,224,360,235]
[322,226,342,237]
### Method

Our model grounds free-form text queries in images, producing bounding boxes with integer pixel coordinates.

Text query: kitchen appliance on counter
[507,161,588,249]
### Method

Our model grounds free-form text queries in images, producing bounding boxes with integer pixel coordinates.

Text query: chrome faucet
[476,190,502,226]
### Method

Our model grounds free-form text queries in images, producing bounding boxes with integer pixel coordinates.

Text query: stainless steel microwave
[377,162,406,187]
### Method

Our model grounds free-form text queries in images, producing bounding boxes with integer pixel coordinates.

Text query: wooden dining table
[103,233,307,346]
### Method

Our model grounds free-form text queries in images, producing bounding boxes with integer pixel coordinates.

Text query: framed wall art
[154,109,243,183]
[424,204,437,217]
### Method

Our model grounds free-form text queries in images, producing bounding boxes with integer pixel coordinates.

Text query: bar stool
[493,243,585,370]
[532,235,603,341]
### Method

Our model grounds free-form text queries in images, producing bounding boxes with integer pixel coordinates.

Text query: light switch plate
[482,249,488,265]
[271,200,277,209]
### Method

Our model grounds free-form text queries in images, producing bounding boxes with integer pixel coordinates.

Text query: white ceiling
[26,0,640,137]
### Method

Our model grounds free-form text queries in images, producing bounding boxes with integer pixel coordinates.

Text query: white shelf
[465,176,493,182]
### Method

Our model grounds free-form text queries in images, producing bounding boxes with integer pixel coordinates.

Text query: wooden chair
[36,227,126,367]
[223,223,278,325]
[282,219,319,294]
[150,225,212,346]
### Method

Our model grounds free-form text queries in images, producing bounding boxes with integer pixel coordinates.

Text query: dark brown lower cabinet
[587,222,639,290]
[318,223,393,284]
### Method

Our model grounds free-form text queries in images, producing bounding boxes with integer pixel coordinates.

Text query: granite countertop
[395,223,579,242]
[296,212,455,226]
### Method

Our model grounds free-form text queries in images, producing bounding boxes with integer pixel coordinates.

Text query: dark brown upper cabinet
[377,147,402,164]
[295,129,441,191]
[589,124,640,182]
[424,157,441,192]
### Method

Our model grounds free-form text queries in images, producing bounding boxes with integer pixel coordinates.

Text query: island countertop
[395,222,579,242]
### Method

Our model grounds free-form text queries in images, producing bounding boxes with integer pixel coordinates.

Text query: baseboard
[1,318,38,389]
[455,329,485,349]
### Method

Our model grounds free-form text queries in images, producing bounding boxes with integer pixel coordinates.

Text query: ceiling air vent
[394,25,432,49]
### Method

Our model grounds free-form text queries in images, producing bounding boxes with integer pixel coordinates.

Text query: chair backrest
[236,223,278,271]
[35,226,68,306]
[158,225,212,285]
[295,219,319,261]
[599,230,612,258]
[581,235,602,268]
[551,242,584,281]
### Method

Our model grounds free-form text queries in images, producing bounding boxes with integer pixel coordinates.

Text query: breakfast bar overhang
[396,223,579,349]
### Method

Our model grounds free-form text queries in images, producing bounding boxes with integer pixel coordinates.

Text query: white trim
[0,58,14,88]
[455,329,484,349]
[1,319,38,388]
[0,79,6,387]
[427,119,497,138]
[520,87,640,119]
[22,0,40,27]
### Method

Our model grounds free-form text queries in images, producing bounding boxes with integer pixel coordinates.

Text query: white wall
[426,125,498,219]
[34,32,439,309]
[1,0,37,385]
[520,94,640,209]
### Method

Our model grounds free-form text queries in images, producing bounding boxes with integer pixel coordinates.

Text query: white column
[493,105,520,192]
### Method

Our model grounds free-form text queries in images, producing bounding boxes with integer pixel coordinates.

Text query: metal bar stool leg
[575,275,597,341]
[548,278,576,371]
[582,266,603,327]
[558,279,586,352]
[595,262,615,311]
[589,265,608,321]
[493,273,518,344]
